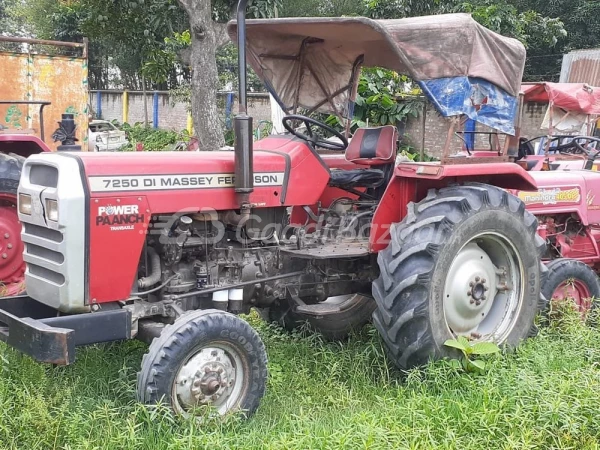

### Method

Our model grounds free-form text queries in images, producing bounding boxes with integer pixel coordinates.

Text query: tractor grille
[18,154,86,312]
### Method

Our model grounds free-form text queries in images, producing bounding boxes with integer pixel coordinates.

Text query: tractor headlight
[19,193,32,215]
[45,199,58,222]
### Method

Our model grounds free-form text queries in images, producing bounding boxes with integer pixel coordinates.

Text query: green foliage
[354,68,423,126]
[444,335,500,373]
[120,123,190,151]
[141,30,191,84]
[398,144,438,162]
[365,0,439,19]
[325,68,423,132]
[216,43,264,91]
[2,311,600,448]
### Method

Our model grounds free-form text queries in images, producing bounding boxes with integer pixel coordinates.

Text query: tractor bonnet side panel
[79,137,330,303]
[517,170,595,224]
[89,196,151,303]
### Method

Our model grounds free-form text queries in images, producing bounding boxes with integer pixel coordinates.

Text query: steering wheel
[571,136,600,157]
[282,114,348,151]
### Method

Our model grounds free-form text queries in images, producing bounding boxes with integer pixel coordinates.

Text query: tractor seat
[328,126,397,189]
[329,168,385,188]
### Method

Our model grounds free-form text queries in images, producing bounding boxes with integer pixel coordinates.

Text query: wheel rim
[551,280,591,315]
[0,193,25,296]
[443,232,524,343]
[172,342,247,416]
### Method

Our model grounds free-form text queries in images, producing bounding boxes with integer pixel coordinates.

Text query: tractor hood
[227,14,526,134]
[25,136,332,211]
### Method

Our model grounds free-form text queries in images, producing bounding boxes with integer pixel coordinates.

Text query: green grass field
[0,307,599,450]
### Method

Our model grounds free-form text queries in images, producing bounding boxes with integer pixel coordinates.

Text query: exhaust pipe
[234,0,253,198]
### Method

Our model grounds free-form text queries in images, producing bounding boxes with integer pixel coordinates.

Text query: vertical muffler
[234,0,253,198]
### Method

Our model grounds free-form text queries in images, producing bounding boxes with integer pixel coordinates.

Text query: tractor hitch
[0,295,131,365]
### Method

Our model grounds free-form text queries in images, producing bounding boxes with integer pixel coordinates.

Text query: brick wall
[89,90,272,131]
[90,90,549,157]
[403,102,549,159]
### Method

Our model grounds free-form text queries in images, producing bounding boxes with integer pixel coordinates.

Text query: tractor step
[295,294,371,317]
[281,241,370,259]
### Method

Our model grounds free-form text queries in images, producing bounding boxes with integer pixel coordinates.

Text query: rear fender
[369,162,539,252]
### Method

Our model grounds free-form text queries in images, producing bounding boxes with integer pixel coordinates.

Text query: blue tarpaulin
[419,77,518,135]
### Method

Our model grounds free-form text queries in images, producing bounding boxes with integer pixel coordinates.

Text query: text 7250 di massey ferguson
[0,3,550,418]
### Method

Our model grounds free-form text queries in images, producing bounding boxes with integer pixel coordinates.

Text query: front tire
[137,310,268,418]
[372,184,547,370]
[0,153,26,296]
[542,258,600,315]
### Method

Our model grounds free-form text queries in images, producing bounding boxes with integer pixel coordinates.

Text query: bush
[120,123,190,151]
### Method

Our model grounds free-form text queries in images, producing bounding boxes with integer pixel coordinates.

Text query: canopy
[521,82,600,115]
[228,14,526,134]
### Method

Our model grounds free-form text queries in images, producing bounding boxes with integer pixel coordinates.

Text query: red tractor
[451,81,600,311]
[1,5,550,418]
[0,101,51,296]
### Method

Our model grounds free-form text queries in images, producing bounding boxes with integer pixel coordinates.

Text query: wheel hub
[175,347,237,410]
[0,195,25,295]
[552,280,591,315]
[444,243,498,334]
[443,234,523,342]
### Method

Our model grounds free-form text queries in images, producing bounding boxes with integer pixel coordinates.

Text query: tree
[171,0,280,150]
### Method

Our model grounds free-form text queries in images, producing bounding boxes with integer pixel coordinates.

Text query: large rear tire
[0,153,25,296]
[372,184,547,370]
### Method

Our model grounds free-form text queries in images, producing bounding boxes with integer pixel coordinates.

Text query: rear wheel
[542,258,600,316]
[0,153,25,296]
[268,294,375,340]
[372,184,547,370]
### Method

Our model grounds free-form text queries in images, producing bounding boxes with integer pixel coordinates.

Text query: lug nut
[469,281,474,287]
[217,367,223,373]
[211,394,218,401]
[2,253,7,259]
[484,286,489,291]
[3,233,8,239]
[7,243,12,249]
[481,278,486,283]
[481,296,486,301]
[470,299,475,304]
[475,276,480,282]
[205,367,210,373]
[475,301,481,306]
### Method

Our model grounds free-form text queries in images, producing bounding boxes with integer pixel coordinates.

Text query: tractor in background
[0,4,550,418]
[448,80,600,313]
[0,36,88,295]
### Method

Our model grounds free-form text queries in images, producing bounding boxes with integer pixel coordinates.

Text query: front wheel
[542,258,600,316]
[0,153,26,296]
[137,310,268,418]
[372,184,547,370]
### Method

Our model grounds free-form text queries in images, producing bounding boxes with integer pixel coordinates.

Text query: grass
[1,304,600,449]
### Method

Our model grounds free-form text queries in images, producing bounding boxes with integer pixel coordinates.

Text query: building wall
[89,90,272,131]
[403,102,548,158]
[90,90,549,158]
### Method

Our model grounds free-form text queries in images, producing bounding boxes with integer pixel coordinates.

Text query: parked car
[88,120,128,151]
